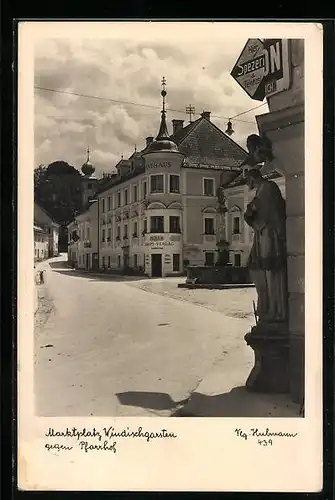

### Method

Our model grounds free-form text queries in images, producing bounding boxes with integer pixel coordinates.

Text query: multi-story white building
[34,224,49,262]
[69,83,248,276]
[68,81,285,276]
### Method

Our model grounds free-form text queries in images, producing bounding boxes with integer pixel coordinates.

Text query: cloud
[34,27,267,175]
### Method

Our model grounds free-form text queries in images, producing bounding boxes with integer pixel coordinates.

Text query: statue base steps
[244,322,289,393]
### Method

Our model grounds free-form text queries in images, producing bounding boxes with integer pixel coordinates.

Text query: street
[35,256,257,417]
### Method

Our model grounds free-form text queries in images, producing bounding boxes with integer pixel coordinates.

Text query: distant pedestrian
[39,270,45,284]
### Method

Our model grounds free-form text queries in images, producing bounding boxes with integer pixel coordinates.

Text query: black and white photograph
[18,21,322,492]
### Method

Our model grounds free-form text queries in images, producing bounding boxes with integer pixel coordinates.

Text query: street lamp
[225,119,234,136]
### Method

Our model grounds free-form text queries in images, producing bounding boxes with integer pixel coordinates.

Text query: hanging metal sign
[230,38,291,101]
[263,39,291,97]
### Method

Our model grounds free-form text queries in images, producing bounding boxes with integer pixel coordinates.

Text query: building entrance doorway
[123,246,129,268]
[92,253,99,270]
[205,251,215,266]
[85,253,90,270]
[151,254,162,277]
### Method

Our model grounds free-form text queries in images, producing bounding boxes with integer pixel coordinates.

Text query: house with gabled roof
[72,81,252,276]
[34,202,60,258]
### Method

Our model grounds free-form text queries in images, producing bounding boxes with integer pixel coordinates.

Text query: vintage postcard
[18,21,323,491]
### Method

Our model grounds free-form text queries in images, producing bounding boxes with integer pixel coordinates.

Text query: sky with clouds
[34,23,269,176]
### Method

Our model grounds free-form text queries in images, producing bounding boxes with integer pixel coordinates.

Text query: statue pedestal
[244,322,289,393]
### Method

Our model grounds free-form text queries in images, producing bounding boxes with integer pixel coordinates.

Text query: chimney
[201,111,211,121]
[172,119,184,135]
[146,136,154,147]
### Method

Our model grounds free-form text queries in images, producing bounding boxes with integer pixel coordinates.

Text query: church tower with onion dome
[141,78,185,277]
[81,146,98,207]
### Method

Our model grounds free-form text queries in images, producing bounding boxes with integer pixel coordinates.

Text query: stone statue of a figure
[244,168,288,323]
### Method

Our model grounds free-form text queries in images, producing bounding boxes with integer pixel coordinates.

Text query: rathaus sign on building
[68,79,284,277]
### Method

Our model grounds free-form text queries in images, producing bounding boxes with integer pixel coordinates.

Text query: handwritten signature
[234,428,298,444]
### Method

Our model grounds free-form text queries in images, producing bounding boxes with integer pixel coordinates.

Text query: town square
[33,31,306,419]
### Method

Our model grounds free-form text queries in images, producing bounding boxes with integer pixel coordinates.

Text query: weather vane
[161,76,167,113]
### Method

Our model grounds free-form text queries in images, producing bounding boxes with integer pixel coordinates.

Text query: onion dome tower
[80,146,98,208]
[147,77,179,153]
[81,145,95,177]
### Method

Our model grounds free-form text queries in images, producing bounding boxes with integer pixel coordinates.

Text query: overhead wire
[34,86,267,124]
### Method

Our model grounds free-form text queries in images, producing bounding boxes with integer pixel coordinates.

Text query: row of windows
[100,216,182,242]
[99,253,181,272]
[34,248,44,258]
[77,214,241,243]
[100,175,179,212]
[204,215,241,235]
[78,252,241,269]
[76,228,90,241]
[101,254,139,269]
[204,216,240,236]
[100,216,220,240]
[100,176,216,211]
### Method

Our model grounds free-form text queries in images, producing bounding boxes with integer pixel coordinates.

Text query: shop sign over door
[144,234,176,248]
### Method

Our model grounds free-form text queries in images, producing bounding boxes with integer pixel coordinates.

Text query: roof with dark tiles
[170,116,248,168]
[170,119,200,145]
[96,115,249,195]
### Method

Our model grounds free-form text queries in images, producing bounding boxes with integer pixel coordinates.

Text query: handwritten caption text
[44,426,177,454]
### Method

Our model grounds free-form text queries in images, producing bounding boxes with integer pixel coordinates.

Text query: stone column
[255,40,305,405]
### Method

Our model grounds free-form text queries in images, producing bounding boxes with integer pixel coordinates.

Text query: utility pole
[88,198,100,270]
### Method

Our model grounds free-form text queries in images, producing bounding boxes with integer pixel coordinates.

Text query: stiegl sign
[230,39,291,101]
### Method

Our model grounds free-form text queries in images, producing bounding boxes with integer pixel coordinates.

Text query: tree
[34,164,47,186]
[46,161,82,177]
[34,160,84,251]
